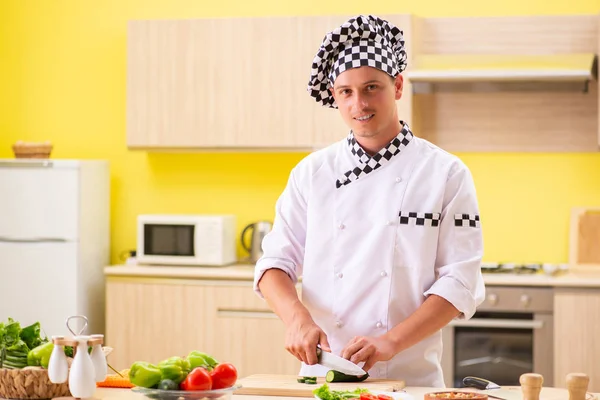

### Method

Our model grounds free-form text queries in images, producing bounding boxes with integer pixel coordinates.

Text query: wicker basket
[12,141,53,159]
[0,367,71,399]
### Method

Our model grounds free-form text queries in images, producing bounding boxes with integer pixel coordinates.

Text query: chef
[253,14,485,388]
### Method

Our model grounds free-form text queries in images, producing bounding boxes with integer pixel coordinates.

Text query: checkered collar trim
[336,122,413,188]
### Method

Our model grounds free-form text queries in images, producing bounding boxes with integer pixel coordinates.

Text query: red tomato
[360,394,378,400]
[210,363,238,389]
[181,367,212,391]
[378,395,394,400]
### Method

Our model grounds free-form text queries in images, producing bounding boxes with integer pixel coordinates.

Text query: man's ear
[329,86,336,102]
[394,74,404,100]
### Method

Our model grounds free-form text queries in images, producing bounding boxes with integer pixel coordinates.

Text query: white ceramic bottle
[68,336,96,398]
[47,336,69,384]
[89,334,107,382]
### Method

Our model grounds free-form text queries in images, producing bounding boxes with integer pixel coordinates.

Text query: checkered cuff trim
[399,212,441,227]
[454,214,481,228]
[336,122,413,189]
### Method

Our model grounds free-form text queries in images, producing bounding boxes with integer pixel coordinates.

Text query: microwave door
[140,223,196,264]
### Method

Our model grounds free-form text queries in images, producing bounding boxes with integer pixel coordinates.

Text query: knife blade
[462,376,522,400]
[316,348,367,376]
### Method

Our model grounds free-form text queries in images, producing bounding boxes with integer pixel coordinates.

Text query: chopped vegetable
[326,370,369,383]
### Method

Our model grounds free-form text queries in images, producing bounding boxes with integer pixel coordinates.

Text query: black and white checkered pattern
[399,212,441,227]
[335,122,413,188]
[307,15,407,108]
[454,213,481,228]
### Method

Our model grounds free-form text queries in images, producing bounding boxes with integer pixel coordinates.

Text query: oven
[441,286,554,388]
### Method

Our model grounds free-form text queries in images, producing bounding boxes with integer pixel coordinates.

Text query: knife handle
[463,376,494,390]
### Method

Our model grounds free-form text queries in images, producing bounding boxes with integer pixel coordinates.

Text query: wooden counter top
[87,384,600,400]
[104,264,600,288]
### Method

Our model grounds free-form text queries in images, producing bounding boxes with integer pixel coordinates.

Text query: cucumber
[325,370,369,383]
[297,376,317,384]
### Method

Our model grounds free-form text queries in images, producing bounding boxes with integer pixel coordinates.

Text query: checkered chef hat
[307,15,408,108]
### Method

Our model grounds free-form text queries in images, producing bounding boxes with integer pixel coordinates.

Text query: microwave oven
[136,214,237,266]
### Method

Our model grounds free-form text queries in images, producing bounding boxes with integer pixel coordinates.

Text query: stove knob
[487,293,498,305]
[520,294,531,307]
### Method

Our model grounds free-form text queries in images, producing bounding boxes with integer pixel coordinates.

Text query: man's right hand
[285,312,331,365]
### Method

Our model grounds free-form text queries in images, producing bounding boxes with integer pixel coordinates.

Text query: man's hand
[341,335,397,372]
[285,314,331,366]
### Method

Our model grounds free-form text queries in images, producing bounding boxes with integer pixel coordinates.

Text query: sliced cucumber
[304,377,317,384]
[297,377,306,383]
[325,370,369,383]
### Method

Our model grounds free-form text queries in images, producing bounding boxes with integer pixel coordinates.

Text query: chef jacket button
[395,177,403,183]
[338,223,345,229]
[380,271,387,277]
[376,322,383,328]
[336,320,342,327]
[337,272,343,279]
[385,220,394,226]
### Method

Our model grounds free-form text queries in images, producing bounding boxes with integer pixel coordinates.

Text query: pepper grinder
[566,373,590,400]
[90,334,107,382]
[520,373,544,400]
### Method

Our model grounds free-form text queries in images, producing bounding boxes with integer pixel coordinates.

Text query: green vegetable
[157,356,190,384]
[27,342,54,368]
[313,383,370,400]
[158,379,179,390]
[325,370,369,383]
[129,362,163,388]
[0,318,48,369]
[186,351,218,371]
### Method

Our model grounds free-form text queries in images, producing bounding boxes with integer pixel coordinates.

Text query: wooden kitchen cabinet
[553,288,600,392]
[105,277,300,377]
[126,16,347,150]
[126,15,416,150]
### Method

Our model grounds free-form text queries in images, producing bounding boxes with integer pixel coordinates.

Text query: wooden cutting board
[569,207,600,269]
[234,374,406,397]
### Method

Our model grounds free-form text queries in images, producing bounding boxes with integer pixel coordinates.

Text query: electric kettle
[241,221,272,263]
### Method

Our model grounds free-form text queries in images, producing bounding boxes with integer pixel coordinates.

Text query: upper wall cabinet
[127,17,340,150]
[126,15,416,151]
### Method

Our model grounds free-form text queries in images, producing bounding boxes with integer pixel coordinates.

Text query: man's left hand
[341,335,397,372]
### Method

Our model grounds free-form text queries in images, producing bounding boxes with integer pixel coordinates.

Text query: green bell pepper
[129,361,162,388]
[157,356,190,384]
[186,351,218,371]
[27,342,54,368]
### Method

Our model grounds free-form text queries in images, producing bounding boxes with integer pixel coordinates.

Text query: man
[252,14,485,387]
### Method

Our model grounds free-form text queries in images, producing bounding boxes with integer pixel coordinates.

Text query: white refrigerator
[0,159,110,338]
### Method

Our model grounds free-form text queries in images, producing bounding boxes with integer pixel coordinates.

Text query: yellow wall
[1,1,599,265]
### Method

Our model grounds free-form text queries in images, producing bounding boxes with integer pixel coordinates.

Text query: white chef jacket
[253,122,485,387]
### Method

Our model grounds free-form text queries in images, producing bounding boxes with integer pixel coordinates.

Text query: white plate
[315,390,414,400]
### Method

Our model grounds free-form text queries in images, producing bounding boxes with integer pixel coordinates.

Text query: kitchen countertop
[88,385,599,400]
[104,264,600,288]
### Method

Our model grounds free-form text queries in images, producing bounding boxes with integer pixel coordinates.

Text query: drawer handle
[216,308,278,319]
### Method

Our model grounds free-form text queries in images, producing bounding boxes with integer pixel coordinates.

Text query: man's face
[330,66,403,140]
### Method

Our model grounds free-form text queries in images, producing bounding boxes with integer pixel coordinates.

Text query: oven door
[442,312,553,388]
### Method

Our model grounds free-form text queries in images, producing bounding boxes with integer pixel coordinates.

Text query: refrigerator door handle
[0,237,67,243]
[0,161,54,168]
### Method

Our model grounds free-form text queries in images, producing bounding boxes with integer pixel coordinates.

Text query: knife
[462,377,522,400]
[316,348,367,376]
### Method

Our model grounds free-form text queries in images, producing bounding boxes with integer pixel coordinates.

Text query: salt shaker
[90,334,107,382]
[68,335,96,398]
[47,336,69,384]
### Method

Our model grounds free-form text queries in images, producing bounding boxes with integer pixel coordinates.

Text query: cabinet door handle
[216,308,278,319]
